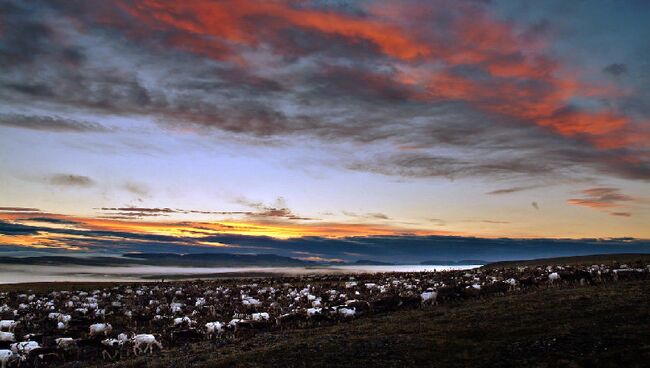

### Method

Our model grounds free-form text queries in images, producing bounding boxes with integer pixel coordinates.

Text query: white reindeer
[132,334,162,356]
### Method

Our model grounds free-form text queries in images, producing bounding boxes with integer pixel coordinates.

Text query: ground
[80,278,650,367]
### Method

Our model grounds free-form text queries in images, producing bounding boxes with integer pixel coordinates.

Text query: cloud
[0,220,42,235]
[0,114,109,132]
[428,218,447,226]
[122,182,150,197]
[0,0,648,186]
[0,207,41,212]
[567,187,635,209]
[532,202,540,210]
[48,174,95,187]
[348,152,556,180]
[603,63,628,76]
[610,212,631,217]
[100,207,177,214]
[235,197,315,220]
[567,187,639,217]
[0,1,84,68]
[486,186,537,195]
[97,207,252,219]
[23,217,80,225]
[342,211,391,220]
[96,202,316,220]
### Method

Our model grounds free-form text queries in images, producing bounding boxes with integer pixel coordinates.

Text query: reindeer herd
[0,260,648,367]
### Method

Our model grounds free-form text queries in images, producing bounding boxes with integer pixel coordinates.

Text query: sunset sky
[1,0,649,258]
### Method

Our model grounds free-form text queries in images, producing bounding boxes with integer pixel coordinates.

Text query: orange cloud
[100,1,644,160]
[567,187,636,216]
[115,0,429,62]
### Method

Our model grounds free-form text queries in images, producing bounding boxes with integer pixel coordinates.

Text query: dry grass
[87,279,650,368]
[483,253,650,269]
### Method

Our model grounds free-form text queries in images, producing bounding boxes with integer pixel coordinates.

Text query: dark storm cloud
[0,114,110,132]
[49,174,95,187]
[1,0,649,184]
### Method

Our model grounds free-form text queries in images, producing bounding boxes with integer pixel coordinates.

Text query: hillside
[483,253,650,269]
[97,277,650,367]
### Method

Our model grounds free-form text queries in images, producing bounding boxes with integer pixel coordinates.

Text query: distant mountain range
[0,254,492,267]
[420,259,487,265]
[122,253,312,267]
[353,259,395,265]
[3,218,650,264]
[0,253,315,267]
[1,234,650,267]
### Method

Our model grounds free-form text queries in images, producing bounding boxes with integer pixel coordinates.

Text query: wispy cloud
[122,182,150,197]
[48,174,95,187]
[611,212,632,217]
[23,217,80,225]
[96,199,317,221]
[0,207,41,212]
[486,186,538,195]
[236,197,316,221]
[480,220,510,224]
[567,187,637,217]
[567,187,634,209]
[342,211,391,220]
[0,114,110,133]
[97,207,252,219]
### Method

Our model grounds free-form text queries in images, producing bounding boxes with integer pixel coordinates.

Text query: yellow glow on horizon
[0,210,458,252]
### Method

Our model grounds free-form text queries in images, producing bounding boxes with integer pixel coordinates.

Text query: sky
[0,0,649,261]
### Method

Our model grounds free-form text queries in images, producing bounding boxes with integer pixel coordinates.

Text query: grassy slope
[99,279,650,368]
[483,253,650,269]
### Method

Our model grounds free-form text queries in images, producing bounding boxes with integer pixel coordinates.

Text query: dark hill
[122,253,313,267]
[0,253,313,267]
[353,259,395,265]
